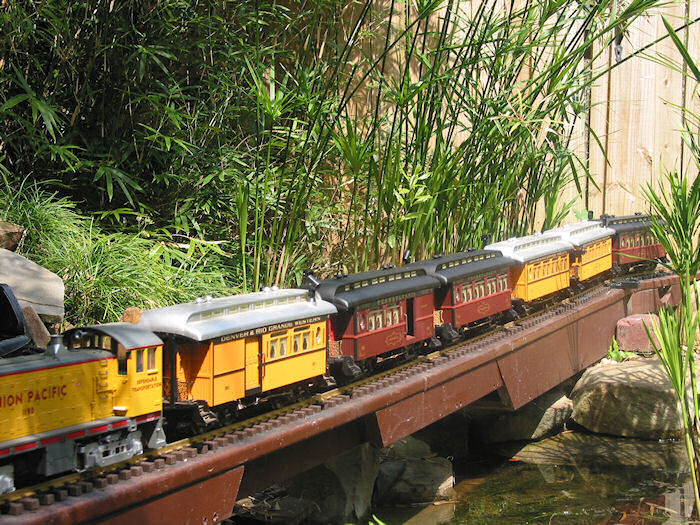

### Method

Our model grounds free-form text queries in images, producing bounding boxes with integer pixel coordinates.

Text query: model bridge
[2,275,680,524]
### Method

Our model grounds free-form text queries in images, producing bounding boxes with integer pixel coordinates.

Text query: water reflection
[374,457,696,524]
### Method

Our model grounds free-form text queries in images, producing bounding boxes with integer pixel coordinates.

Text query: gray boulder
[0,249,64,322]
[508,431,688,472]
[282,443,380,525]
[413,410,470,458]
[476,388,573,444]
[571,359,687,439]
[374,437,454,505]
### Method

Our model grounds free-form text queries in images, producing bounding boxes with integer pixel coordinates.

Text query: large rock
[0,249,64,322]
[616,314,659,353]
[413,410,470,458]
[504,431,688,472]
[374,437,454,505]
[282,443,380,525]
[571,359,687,439]
[0,222,24,251]
[21,305,51,347]
[476,388,572,444]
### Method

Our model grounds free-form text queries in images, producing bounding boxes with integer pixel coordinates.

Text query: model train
[0,213,665,493]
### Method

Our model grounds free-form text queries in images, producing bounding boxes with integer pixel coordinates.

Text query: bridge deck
[2,275,681,524]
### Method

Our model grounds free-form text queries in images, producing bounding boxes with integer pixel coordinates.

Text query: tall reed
[321,0,664,272]
[0,0,669,291]
[642,16,700,513]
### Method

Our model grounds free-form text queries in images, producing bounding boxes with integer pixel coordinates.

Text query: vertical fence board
[683,0,700,179]
[586,39,612,217]
[653,3,686,197]
[603,14,658,215]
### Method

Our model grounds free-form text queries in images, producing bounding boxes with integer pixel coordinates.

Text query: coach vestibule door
[244,336,261,392]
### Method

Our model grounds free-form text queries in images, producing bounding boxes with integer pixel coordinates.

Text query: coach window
[358,312,367,332]
[270,339,278,359]
[136,349,144,373]
[148,347,157,371]
[280,337,287,357]
[375,311,384,330]
[294,334,301,353]
[393,308,400,325]
[453,285,461,304]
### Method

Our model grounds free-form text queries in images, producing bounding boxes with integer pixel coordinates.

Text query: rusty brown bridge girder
[2,276,681,525]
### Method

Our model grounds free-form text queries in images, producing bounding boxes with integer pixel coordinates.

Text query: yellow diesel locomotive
[0,284,165,494]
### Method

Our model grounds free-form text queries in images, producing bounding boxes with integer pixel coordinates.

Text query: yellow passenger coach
[548,220,615,282]
[486,232,573,303]
[137,287,337,437]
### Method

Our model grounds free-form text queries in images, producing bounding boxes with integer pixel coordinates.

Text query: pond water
[374,455,696,525]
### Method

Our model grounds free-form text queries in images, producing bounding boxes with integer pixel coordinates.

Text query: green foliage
[0,182,234,325]
[0,0,668,294]
[606,338,638,363]
[640,18,700,510]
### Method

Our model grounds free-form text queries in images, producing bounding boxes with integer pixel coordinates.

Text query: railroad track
[0,271,668,517]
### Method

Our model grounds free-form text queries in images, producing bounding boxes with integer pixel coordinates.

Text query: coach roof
[309,267,440,311]
[406,250,514,285]
[547,220,614,248]
[598,214,655,234]
[485,232,573,264]
[65,322,163,350]
[137,289,337,342]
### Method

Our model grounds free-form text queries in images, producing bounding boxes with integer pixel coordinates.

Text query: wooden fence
[560,0,698,222]
[343,0,698,228]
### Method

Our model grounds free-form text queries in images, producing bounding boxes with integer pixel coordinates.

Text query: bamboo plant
[642,16,700,512]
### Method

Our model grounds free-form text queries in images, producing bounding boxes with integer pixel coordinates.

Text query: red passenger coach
[407,250,515,341]
[304,267,441,378]
[601,214,666,270]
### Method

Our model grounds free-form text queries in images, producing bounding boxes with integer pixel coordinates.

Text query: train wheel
[0,463,14,494]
